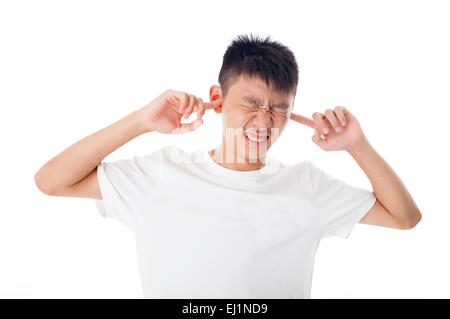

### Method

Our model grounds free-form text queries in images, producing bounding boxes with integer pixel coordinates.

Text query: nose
[252,105,272,128]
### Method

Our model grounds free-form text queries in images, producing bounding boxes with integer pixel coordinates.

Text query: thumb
[176,118,203,134]
[312,128,326,147]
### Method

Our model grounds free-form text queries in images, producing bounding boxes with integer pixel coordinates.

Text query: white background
[1,0,449,298]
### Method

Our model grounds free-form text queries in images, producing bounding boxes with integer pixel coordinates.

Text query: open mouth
[243,132,269,145]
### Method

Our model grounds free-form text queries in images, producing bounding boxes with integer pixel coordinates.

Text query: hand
[289,106,365,151]
[137,89,220,134]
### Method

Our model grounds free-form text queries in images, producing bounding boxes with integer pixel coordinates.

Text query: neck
[209,143,267,172]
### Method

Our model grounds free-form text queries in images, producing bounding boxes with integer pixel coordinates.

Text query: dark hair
[218,33,299,100]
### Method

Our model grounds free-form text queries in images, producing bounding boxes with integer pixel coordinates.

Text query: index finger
[203,100,221,110]
[290,112,315,128]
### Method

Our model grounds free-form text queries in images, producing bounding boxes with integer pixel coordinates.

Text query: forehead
[229,74,292,101]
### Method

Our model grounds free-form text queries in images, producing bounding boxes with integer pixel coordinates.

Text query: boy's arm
[347,134,422,229]
[290,106,421,230]
[34,89,212,200]
[34,110,147,199]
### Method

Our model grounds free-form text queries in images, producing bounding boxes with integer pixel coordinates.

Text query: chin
[242,145,269,163]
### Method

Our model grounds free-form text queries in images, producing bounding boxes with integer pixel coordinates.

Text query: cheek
[221,110,246,135]
[269,121,287,140]
[269,116,285,129]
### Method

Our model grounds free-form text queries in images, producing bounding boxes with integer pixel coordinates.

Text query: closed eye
[241,97,289,111]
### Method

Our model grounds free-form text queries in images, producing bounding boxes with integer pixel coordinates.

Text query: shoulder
[140,144,186,160]
[298,160,331,180]
[155,144,197,167]
[119,145,186,172]
[292,159,314,172]
[270,159,315,195]
[286,159,315,179]
[292,159,315,191]
[286,160,338,197]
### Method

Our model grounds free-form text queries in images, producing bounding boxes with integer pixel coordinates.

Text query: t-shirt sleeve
[308,161,377,239]
[94,148,164,231]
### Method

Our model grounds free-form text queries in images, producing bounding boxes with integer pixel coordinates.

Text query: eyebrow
[242,96,289,109]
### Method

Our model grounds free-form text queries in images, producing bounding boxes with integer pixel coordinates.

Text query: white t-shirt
[94,145,376,298]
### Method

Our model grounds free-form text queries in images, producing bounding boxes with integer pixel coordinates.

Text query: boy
[35,33,421,298]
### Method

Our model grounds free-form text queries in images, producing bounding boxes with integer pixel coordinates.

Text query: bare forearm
[35,110,147,192]
[347,134,421,223]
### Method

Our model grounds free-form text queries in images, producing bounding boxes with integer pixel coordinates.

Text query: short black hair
[218,33,299,100]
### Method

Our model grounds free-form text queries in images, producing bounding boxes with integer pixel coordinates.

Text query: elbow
[34,171,55,195]
[401,211,422,230]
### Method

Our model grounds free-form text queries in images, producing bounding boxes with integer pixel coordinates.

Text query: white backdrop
[1,0,448,298]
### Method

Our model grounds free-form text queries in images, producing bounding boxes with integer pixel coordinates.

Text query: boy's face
[210,73,295,163]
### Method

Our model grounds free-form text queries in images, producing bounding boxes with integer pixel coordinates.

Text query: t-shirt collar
[200,149,278,179]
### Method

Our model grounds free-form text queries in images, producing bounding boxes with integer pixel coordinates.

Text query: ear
[209,85,223,114]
